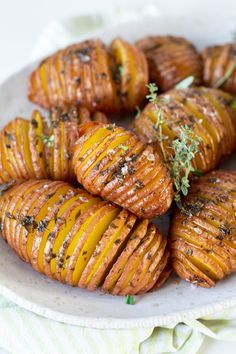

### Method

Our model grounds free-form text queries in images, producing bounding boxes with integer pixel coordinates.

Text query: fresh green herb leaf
[192,169,203,177]
[146,83,158,103]
[126,295,135,305]
[118,144,129,151]
[37,134,55,147]
[175,76,195,89]
[214,59,236,88]
[169,125,202,207]
[135,106,141,118]
[146,83,167,161]
[231,98,236,110]
[118,66,125,77]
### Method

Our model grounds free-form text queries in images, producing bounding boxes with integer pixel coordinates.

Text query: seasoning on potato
[202,43,236,94]
[134,86,236,174]
[170,170,236,287]
[0,107,108,184]
[136,35,203,92]
[72,122,174,218]
[28,38,148,113]
[0,179,170,295]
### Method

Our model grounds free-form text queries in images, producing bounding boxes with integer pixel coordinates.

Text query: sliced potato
[0,179,170,295]
[170,170,236,287]
[202,43,236,94]
[136,35,202,92]
[28,38,148,113]
[0,107,109,184]
[73,123,173,218]
[134,87,236,174]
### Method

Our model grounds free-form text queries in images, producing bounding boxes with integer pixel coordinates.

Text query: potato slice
[170,170,236,287]
[134,87,236,174]
[28,38,148,113]
[79,210,136,289]
[202,43,236,94]
[73,124,173,218]
[136,35,202,92]
[0,180,170,295]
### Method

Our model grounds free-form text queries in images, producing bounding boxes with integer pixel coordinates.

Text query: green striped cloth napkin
[1,8,236,354]
[1,294,236,354]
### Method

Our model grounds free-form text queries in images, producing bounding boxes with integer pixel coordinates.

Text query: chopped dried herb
[185,249,193,256]
[31,119,38,129]
[4,131,13,141]
[134,180,145,190]
[0,182,14,196]
[17,215,38,231]
[37,134,55,147]
[37,219,49,232]
[106,124,116,131]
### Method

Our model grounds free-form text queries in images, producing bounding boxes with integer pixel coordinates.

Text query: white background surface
[0,0,235,353]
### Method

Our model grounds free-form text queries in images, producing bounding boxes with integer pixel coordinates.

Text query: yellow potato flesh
[76,128,111,167]
[111,39,134,105]
[31,111,48,176]
[72,207,119,284]
[119,237,156,291]
[39,63,49,98]
[26,186,70,258]
[49,197,98,274]
[18,120,34,175]
[1,137,15,177]
[105,222,145,290]
[84,216,127,285]
[83,133,132,178]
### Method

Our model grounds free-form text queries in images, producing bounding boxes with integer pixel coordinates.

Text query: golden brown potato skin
[28,38,148,113]
[202,43,236,94]
[0,179,170,295]
[170,170,236,287]
[73,123,173,218]
[136,35,203,92]
[134,87,236,174]
[0,107,108,184]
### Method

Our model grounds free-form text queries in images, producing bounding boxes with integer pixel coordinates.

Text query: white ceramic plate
[0,16,236,329]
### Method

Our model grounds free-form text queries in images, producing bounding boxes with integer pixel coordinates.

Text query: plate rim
[1,282,236,329]
[1,17,236,329]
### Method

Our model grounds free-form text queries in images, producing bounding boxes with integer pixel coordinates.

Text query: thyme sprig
[37,134,55,147]
[146,83,202,208]
[213,58,236,88]
[169,125,202,208]
[146,83,167,161]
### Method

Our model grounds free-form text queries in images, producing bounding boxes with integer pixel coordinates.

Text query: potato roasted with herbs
[136,35,202,92]
[202,43,236,94]
[28,38,148,113]
[134,87,236,174]
[0,179,170,295]
[170,170,236,287]
[0,107,108,184]
[72,123,173,218]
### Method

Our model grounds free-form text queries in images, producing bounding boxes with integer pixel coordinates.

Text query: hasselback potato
[28,38,148,113]
[134,87,236,173]
[72,123,173,218]
[170,170,236,287]
[136,35,202,92]
[0,179,170,295]
[0,107,107,184]
[202,43,236,94]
